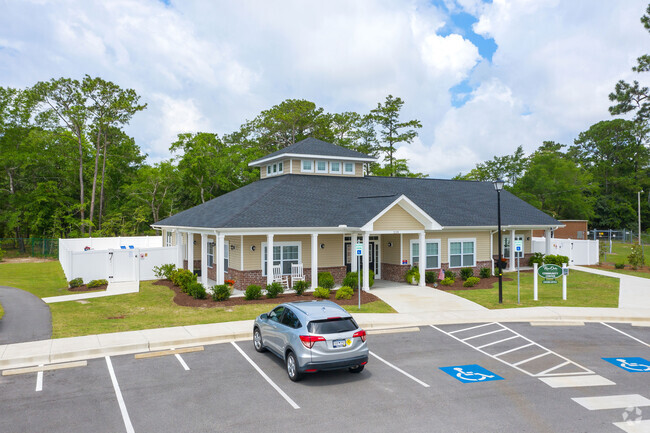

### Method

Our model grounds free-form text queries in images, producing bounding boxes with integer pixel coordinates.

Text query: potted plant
[405,266,420,285]
[225,279,235,292]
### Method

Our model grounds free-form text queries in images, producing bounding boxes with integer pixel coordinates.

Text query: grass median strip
[3,360,87,376]
[135,346,204,359]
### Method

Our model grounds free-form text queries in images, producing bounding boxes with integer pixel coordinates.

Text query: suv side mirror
[260,313,268,320]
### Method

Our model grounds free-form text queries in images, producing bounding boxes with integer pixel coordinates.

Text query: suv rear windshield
[308,317,358,334]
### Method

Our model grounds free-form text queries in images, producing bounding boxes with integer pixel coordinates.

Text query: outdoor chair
[291,263,305,288]
[272,264,289,289]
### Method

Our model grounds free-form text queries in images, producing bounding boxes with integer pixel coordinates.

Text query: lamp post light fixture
[493,179,505,304]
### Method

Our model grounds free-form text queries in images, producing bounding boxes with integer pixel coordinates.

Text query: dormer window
[266,162,284,177]
[316,161,327,173]
[301,160,313,172]
[330,162,341,174]
[344,162,354,174]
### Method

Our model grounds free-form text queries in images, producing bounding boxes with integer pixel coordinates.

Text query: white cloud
[420,33,481,81]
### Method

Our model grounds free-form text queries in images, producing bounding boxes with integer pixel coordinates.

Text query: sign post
[514,240,523,304]
[355,243,363,310]
[533,263,538,301]
[562,263,567,300]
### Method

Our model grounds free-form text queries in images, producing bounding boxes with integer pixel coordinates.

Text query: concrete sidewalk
[1,306,648,371]
[571,265,650,309]
[42,281,140,304]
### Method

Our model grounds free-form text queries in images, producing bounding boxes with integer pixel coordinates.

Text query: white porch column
[201,233,208,287]
[216,234,225,285]
[187,232,194,271]
[362,232,370,291]
[418,231,426,287]
[311,233,318,289]
[351,233,358,272]
[545,229,552,255]
[267,234,274,286]
[509,230,516,271]
[175,230,183,269]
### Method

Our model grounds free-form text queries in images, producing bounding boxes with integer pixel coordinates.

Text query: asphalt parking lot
[1,322,648,433]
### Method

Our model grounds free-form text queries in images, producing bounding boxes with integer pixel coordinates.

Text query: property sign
[538,264,562,284]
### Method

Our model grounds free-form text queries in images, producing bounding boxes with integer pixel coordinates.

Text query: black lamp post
[493,179,505,304]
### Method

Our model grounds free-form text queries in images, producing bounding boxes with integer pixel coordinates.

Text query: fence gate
[108,250,136,282]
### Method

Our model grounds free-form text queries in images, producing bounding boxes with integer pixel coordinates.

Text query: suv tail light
[353,329,367,342]
[300,335,326,349]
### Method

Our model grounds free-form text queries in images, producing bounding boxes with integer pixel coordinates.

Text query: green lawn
[448,270,619,309]
[0,261,68,297]
[604,241,635,265]
[0,302,3,319]
[49,281,395,338]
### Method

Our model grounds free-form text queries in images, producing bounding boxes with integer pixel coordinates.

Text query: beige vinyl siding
[242,235,265,270]
[225,235,241,270]
[401,231,491,266]
[260,167,267,179]
[381,234,401,264]
[315,234,344,267]
[373,205,424,231]
[240,234,344,270]
[292,159,301,173]
[355,163,364,177]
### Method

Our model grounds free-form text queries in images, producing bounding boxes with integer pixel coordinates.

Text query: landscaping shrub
[459,267,474,281]
[463,277,480,287]
[187,282,206,299]
[153,263,176,280]
[212,284,231,301]
[479,267,492,279]
[614,263,625,269]
[313,287,330,299]
[440,277,454,286]
[342,270,374,289]
[244,285,262,300]
[543,254,569,266]
[425,271,436,284]
[265,281,284,299]
[293,280,309,295]
[335,286,354,300]
[627,245,645,270]
[528,252,544,266]
[405,266,420,284]
[172,269,197,293]
[318,272,335,289]
[87,279,108,288]
[68,277,83,288]
[444,269,455,280]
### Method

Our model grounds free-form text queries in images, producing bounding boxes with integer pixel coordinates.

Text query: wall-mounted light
[193,240,196,245]
[387,242,393,247]
[251,245,256,252]
[231,244,236,250]
[320,243,325,249]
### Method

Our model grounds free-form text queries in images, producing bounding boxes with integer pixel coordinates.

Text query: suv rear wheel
[286,351,302,382]
[349,365,365,374]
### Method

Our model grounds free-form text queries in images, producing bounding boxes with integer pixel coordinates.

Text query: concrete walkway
[42,281,140,304]
[0,286,52,344]
[571,265,650,309]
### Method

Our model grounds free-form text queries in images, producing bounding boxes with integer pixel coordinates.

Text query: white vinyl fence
[531,237,599,265]
[59,236,178,283]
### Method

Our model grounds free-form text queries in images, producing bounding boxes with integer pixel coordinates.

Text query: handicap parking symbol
[602,357,650,372]
[440,364,504,383]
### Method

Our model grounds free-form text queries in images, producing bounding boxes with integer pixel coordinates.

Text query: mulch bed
[153,280,382,308]
[68,284,108,292]
[428,275,514,291]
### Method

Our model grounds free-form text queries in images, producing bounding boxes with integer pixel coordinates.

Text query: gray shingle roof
[155,174,560,229]
[249,137,376,165]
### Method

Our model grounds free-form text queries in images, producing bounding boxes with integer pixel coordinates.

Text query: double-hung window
[262,242,300,275]
[223,241,229,271]
[410,239,440,269]
[166,232,173,247]
[316,161,327,173]
[330,161,341,174]
[207,242,215,267]
[449,239,475,268]
[344,162,354,174]
[301,160,313,172]
[503,235,523,259]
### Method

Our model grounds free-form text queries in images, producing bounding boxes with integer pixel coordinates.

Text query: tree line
[0,79,423,242]
[454,4,650,232]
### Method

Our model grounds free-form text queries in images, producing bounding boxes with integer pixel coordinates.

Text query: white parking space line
[230,342,299,409]
[448,322,495,334]
[476,335,519,350]
[539,375,615,388]
[462,328,506,341]
[174,354,190,371]
[601,322,650,347]
[572,394,650,411]
[537,361,571,376]
[105,356,135,433]
[613,419,650,433]
[512,351,551,367]
[431,323,594,377]
[35,365,43,392]
[369,351,430,388]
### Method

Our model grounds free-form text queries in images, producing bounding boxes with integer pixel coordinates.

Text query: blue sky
[1,0,648,178]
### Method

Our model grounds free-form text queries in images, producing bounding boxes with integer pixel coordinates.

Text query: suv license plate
[333,339,346,348]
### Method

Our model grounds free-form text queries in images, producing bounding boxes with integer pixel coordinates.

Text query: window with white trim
[330,161,341,174]
[316,160,327,173]
[262,242,301,275]
[301,160,313,172]
[224,241,229,271]
[267,165,271,175]
[166,232,172,247]
[503,235,523,259]
[207,241,215,267]
[410,239,440,269]
[266,162,284,177]
[344,162,354,174]
[449,239,475,268]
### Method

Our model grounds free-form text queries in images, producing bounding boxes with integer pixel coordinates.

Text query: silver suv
[253,300,368,381]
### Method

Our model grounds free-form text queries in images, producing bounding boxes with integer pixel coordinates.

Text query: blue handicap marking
[439,364,504,383]
[602,357,650,372]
